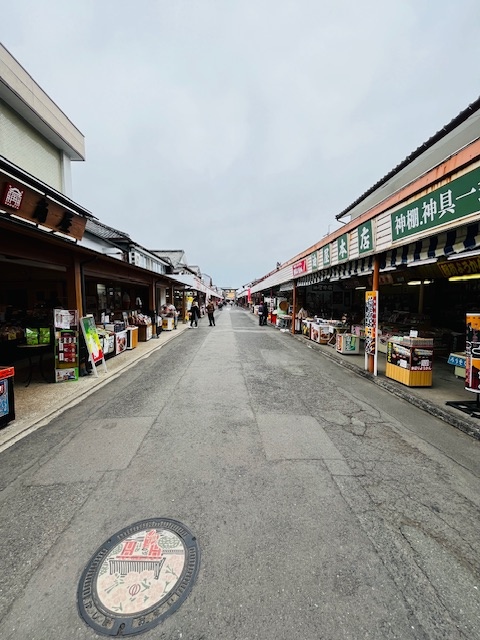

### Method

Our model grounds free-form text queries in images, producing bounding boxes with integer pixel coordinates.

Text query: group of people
[189,299,216,327]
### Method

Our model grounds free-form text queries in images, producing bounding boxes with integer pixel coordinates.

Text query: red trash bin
[0,366,15,428]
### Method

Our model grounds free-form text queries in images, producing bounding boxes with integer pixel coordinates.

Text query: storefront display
[336,333,360,354]
[129,313,153,341]
[386,337,433,387]
[54,309,79,382]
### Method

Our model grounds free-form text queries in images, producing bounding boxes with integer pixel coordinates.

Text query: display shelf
[386,337,433,387]
[137,324,152,342]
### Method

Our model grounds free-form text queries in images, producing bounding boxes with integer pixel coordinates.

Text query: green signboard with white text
[358,220,374,255]
[337,233,349,262]
[391,166,480,242]
[322,245,331,267]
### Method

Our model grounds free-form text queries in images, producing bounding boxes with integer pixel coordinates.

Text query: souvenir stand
[385,336,433,387]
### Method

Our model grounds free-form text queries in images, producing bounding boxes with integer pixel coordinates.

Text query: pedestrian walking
[190,301,200,327]
[261,300,268,326]
[206,300,216,326]
[258,301,265,326]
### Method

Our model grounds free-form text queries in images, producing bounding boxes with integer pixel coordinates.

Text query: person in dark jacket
[258,302,265,325]
[206,300,216,326]
[262,300,269,325]
[190,301,200,328]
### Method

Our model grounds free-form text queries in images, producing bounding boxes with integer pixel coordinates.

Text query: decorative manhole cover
[77,518,200,636]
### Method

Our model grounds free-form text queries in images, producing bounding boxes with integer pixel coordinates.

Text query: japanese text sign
[391,166,480,242]
[0,175,87,241]
[364,291,378,356]
[337,233,349,262]
[322,244,331,267]
[358,220,373,255]
[437,256,480,278]
[293,258,307,277]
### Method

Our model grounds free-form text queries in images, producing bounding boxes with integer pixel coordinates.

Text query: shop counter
[386,337,433,387]
[137,324,153,341]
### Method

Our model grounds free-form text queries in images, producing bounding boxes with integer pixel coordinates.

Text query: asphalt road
[0,307,479,640]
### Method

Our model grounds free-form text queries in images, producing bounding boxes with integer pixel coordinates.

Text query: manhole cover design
[78,518,200,636]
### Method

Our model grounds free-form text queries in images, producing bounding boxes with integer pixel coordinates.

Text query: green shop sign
[391,166,480,242]
[311,250,318,271]
[337,233,349,262]
[322,244,331,267]
[358,220,373,254]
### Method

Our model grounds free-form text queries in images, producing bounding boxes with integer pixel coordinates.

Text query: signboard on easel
[80,316,107,377]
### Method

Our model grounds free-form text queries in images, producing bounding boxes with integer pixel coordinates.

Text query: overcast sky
[2,1,480,287]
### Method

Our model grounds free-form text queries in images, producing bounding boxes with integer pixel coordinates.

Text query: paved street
[0,307,479,640]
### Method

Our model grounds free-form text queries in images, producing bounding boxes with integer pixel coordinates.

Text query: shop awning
[380,222,479,269]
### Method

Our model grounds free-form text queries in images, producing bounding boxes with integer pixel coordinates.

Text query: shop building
[0,44,224,410]
[247,98,480,401]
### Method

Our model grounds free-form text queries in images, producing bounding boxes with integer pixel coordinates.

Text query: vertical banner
[465,313,480,393]
[54,309,79,382]
[80,315,107,377]
[364,291,378,376]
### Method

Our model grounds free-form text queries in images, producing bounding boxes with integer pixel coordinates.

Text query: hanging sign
[465,313,480,393]
[0,174,87,240]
